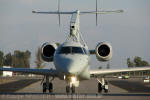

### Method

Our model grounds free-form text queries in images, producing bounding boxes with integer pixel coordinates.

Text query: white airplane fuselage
[54,42,90,81]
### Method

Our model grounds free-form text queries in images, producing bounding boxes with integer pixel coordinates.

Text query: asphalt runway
[109,78,150,93]
[0,77,150,100]
[0,79,40,93]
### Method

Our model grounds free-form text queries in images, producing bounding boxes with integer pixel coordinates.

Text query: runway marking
[0,93,103,99]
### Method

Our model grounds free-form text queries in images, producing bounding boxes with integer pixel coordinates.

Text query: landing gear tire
[49,82,53,93]
[98,83,102,93]
[104,88,108,93]
[104,81,108,93]
[43,83,46,93]
[66,86,70,93]
[71,85,75,93]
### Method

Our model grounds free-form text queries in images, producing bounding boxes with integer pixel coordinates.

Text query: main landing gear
[42,76,54,93]
[43,82,53,93]
[97,78,108,93]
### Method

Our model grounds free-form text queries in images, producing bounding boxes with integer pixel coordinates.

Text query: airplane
[0,0,150,93]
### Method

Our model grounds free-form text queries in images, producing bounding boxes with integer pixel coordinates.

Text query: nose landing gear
[65,76,79,94]
[66,84,75,93]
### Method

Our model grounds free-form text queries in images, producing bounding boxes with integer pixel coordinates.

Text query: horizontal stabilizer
[81,10,123,14]
[32,11,73,14]
[32,10,123,15]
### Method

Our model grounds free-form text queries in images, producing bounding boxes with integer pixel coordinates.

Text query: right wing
[90,66,150,77]
[0,67,58,76]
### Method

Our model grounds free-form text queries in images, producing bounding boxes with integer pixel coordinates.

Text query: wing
[0,67,58,76]
[90,66,150,77]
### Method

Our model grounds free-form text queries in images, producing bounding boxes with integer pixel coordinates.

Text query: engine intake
[95,42,112,61]
[41,42,58,62]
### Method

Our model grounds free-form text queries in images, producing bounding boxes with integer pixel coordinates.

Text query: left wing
[0,67,58,76]
[90,66,150,76]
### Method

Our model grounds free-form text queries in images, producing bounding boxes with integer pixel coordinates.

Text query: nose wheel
[71,85,75,93]
[104,81,108,93]
[66,85,75,93]
[66,85,70,93]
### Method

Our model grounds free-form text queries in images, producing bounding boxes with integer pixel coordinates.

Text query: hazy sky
[0,0,150,69]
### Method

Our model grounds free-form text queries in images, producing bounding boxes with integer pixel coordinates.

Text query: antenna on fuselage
[96,0,98,26]
[58,0,61,26]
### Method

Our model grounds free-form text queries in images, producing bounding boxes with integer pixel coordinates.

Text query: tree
[35,47,45,69]
[12,50,31,68]
[0,51,4,67]
[134,56,149,67]
[0,51,4,75]
[134,56,142,67]
[127,58,134,67]
[12,50,24,68]
[24,50,31,68]
[98,66,102,69]
[127,56,149,67]
[141,60,149,66]
[4,53,12,66]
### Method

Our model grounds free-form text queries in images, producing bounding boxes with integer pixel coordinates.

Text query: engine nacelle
[41,42,58,62]
[95,42,112,61]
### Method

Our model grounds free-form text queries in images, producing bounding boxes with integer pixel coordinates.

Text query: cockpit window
[83,48,88,54]
[58,47,71,54]
[58,46,87,54]
[72,47,84,54]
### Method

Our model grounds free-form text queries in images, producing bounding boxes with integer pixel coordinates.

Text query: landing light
[71,76,76,83]
[64,75,66,80]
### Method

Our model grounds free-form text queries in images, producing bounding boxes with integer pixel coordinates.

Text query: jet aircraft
[0,0,150,93]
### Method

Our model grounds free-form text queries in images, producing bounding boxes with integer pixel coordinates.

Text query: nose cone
[62,59,81,75]
[55,55,87,75]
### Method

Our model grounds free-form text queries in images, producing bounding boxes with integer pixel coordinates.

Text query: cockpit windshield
[58,47,71,54]
[58,46,88,54]
[72,47,83,54]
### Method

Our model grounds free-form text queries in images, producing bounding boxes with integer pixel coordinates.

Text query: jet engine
[95,42,112,61]
[41,42,58,62]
